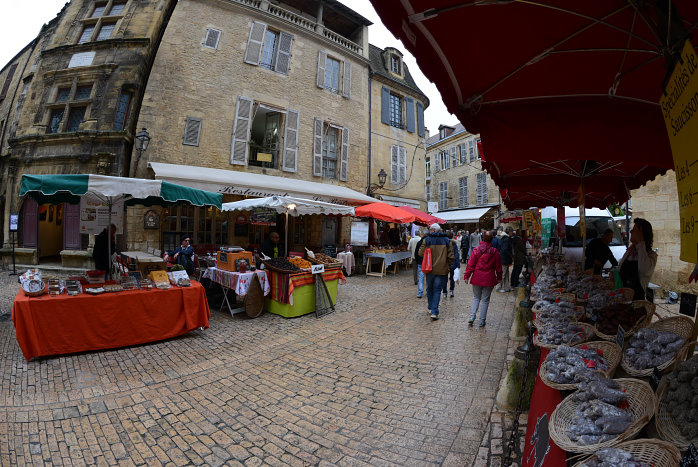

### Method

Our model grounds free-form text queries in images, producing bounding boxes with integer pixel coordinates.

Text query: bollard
[509,287,528,341]
[496,324,540,412]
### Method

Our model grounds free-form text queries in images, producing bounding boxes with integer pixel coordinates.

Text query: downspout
[126,0,179,176]
[367,71,372,196]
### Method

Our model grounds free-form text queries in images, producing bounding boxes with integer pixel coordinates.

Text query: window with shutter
[389,93,403,128]
[339,127,349,181]
[324,57,340,93]
[459,142,467,164]
[282,109,299,172]
[390,145,398,184]
[322,125,338,179]
[469,139,476,162]
[439,182,448,210]
[313,117,323,176]
[451,146,457,167]
[342,61,352,98]
[244,21,267,66]
[381,86,390,125]
[425,157,431,180]
[183,117,202,146]
[476,172,488,205]
[203,28,221,49]
[231,96,253,165]
[459,177,468,208]
[316,50,327,88]
[405,97,415,133]
[416,101,424,137]
[274,31,293,74]
[399,146,406,184]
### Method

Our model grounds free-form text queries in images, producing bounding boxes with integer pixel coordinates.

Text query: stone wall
[631,170,698,293]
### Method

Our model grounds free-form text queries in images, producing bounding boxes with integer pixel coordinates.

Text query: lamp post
[131,128,151,177]
[367,168,387,197]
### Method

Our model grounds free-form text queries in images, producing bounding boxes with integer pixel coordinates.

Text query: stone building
[367,45,428,209]
[425,123,502,229]
[631,171,698,294]
[1,0,177,267]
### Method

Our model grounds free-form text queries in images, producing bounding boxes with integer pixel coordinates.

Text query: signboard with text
[660,40,698,263]
[79,197,123,235]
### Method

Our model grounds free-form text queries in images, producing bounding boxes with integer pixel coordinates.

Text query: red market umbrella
[397,205,446,225]
[354,202,417,224]
[369,1,696,207]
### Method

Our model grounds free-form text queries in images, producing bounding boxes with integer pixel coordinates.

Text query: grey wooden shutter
[63,202,81,249]
[434,152,440,172]
[231,96,253,165]
[204,28,220,49]
[342,60,352,98]
[183,117,202,146]
[390,145,398,184]
[469,139,476,162]
[476,173,483,205]
[399,146,406,184]
[405,97,415,133]
[482,174,488,203]
[416,101,424,137]
[244,21,267,65]
[282,109,299,172]
[275,31,293,75]
[316,50,327,88]
[313,117,323,176]
[451,146,457,166]
[381,86,390,124]
[460,143,467,164]
[339,127,349,181]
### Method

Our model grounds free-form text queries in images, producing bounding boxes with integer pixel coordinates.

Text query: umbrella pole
[580,178,587,270]
[285,208,289,259]
[107,199,112,281]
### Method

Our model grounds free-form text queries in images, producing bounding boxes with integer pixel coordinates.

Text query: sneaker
[417,294,423,298]
[468,319,474,326]
[430,313,439,320]
[497,289,505,293]
[449,291,454,297]
[479,320,486,327]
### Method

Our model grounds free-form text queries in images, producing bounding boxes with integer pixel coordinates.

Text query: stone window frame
[425,157,431,180]
[76,0,128,45]
[45,79,94,134]
[390,54,401,75]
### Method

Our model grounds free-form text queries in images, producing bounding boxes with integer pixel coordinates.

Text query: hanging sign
[427,202,438,213]
[660,40,698,263]
[79,196,123,234]
[541,218,553,248]
[9,214,18,232]
[249,207,276,226]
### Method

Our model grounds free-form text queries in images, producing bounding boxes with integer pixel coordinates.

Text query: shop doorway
[322,217,337,246]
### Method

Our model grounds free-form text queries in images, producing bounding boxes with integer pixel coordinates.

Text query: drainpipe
[367,71,372,195]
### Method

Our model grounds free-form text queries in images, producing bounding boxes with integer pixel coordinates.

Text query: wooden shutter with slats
[63,203,81,249]
[204,29,220,49]
[183,117,202,146]
[399,146,406,184]
[230,97,253,165]
[405,97,415,133]
[282,109,299,172]
[244,21,267,65]
[416,101,424,137]
[275,31,293,74]
[316,51,327,88]
[339,127,349,181]
[381,86,390,124]
[342,61,352,98]
[390,145,398,184]
[313,118,323,176]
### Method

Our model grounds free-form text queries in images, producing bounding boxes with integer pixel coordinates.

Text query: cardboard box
[137,260,166,278]
[217,251,253,272]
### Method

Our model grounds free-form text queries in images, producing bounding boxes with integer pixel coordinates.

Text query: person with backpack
[463,230,502,327]
[418,224,454,320]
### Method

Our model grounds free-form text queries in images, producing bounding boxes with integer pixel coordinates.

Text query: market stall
[12,278,210,361]
[202,267,269,318]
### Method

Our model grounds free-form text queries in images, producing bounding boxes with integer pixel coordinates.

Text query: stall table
[363,251,412,277]
[202,267,269,318]
[12,281,210,361]
[265,268,345,318]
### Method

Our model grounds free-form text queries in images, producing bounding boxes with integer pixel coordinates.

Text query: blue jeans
[417,265,425,296]
[511,264,524,288]
[426,274,447,315]
[470,285,494,322]
[441,269,456,293]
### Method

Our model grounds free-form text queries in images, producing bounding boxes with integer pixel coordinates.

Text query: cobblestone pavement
[0,267,519,466]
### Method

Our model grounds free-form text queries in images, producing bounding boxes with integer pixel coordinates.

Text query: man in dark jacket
[511,230,527,288]
[460,230,470,263]
[498,227,514,292]
[441,231,460,298]
[584,229,618,274]
[414,233,426,298]
[418,224,454,320]
[93,224,117,272]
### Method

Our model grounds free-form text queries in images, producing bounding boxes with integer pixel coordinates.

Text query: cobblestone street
[1,269,519,466]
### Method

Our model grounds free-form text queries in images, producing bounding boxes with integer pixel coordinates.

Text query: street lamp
[367,168,388,197]
[131,128,151,177]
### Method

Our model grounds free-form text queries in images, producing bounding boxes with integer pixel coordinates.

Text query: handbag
[421,248,433,273]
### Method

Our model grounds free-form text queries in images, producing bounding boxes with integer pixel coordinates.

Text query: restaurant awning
[148,162,376,206]
[435,206,496,224]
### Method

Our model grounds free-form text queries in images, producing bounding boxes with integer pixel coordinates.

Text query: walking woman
[463,230,502,327]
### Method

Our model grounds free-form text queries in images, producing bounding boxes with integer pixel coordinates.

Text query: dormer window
[390,54,401,74]
[440,128,447,139]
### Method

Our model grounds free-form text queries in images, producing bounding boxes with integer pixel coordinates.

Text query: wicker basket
[539,341,622,390]
[620,315,695,377]
[570,438,681,467]
[261,259,301,275]
[533,307,585,329]
[21,282,46,297]
[613,287,636,303]
[307,256,342,269]
[244,274,265,319]
[594,300,656,342]
[534,322,596,349]
[549,378,657,454]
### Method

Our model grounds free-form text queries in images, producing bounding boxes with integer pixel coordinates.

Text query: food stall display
[363,247,412,277]
[202,266,269,318]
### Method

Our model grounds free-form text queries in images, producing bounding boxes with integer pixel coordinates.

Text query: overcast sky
[0,0,458,133]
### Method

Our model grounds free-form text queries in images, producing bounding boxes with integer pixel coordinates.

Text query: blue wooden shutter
[381,86,390,125]
[63,203,81,249]
[405,97,415,133]
[416,101,424,137]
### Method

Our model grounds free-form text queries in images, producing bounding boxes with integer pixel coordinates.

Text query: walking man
[469,229,481,258]
[418,223,454,320]
[511,230,527,288]
[460,230,470,263]
[441,230,461,298]
[498,227,514,292]
[463,230,502,327]
[408,229,422,285]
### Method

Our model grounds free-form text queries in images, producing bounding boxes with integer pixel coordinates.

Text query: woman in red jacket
[463,230,503,327]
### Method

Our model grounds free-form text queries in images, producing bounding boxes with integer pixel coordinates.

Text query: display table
[265,268,345,318]
[121,251,163,262]
[202,267,269,317]
[336,251,355,276]
[12,281,210,361]
[363,251,412,277]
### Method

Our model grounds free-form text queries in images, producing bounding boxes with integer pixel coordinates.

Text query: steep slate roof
[425,123,466,147]
[368,44,429,106]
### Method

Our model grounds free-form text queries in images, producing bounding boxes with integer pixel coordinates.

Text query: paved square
[1,272,517,465]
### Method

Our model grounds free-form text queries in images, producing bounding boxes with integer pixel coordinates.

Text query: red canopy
[369,1,695,208]
[397,206,445,225]
[354,202,417,224]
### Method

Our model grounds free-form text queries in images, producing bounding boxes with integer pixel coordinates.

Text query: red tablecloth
[12,281,210,361]
[266,268,346,304]
[522,347,567,467]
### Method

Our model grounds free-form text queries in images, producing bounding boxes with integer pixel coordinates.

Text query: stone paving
[0,267,521,466]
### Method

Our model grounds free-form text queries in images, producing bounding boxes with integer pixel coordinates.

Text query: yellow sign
[256,152,273,162]
[660,40,698,262]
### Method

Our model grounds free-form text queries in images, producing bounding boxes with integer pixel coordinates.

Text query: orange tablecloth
[12,281,210,361]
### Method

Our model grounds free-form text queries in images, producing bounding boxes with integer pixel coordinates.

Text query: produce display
[537,322,588,346]
[534,298,579,327]
[568,399,632,445]
[544,345,609,384]
[572,374,627,405]
[264,257,301,272]
[624,328,683,370]
[595,303,645,335]
[579,447,649,467]
[289,257,312,269]
[310,253,341,265]
[661,355,698,439]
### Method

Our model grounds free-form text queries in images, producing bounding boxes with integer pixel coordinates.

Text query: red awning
[368,1,693,208]
[354,202,416,224]
[396,206,445,225]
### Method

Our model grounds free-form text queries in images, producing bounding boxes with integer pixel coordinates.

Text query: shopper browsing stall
[618,218,657,300]
[463,230,502,327]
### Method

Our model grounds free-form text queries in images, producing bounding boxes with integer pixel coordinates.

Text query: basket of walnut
[307,252,342,269]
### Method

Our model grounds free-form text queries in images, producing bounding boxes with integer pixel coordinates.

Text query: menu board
[350,221,369,246]
[79,196,123,234]
[250,208,277,226]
